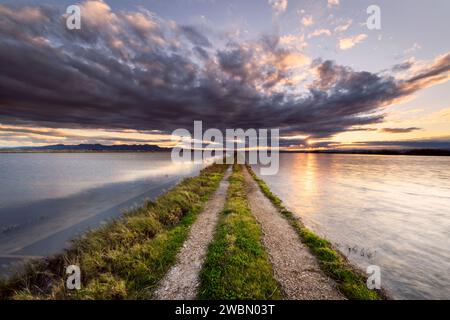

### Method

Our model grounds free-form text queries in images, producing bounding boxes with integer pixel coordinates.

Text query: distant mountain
[0,144,171,152]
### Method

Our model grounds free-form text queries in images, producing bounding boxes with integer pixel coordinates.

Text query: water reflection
[254,153,450,299]
[299,154,318,202]
[0,153,207,277]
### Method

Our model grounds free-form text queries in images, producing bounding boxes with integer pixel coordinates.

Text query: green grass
[198,164,281,300]
[0,163,228,300]
[246,165,385,300]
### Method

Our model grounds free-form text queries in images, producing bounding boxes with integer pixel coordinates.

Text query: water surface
[0,153,205,277]
[254,153,450,300]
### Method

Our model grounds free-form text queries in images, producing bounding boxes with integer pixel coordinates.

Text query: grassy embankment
[199,164,281,299]
[0,163,228,300]
[246,165,385,300]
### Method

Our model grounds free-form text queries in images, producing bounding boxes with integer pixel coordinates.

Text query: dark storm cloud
[391,61,413,72]
[1,0,450,143]
[179,25,212,48]
[399,53,450,93]
[193,46,209,59]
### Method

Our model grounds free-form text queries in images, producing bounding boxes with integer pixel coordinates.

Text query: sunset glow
[0,0,449,150]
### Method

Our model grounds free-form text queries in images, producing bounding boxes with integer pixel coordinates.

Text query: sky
[0,0,449,149]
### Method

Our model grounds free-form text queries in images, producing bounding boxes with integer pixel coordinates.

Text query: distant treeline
[281,149,450,156]
[1,144,449,156]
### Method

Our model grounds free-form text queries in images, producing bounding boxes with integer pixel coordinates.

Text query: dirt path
[243,167,345,300]
[153,168,231,300]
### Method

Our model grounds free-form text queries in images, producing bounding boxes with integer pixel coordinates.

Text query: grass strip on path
[0,163,228,300]
[198,164,281,300]
[246,165,385,300]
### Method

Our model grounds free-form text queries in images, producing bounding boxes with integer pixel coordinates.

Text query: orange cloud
[280,53,311,69]
[308,29,332,39]
[338,34,367,50]
[301,15,314,26]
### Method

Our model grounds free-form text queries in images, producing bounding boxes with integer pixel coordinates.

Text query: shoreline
[1,149,449,157]
[0,150,172,154]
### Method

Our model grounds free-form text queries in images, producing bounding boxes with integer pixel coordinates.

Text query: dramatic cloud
[380,127,421,133]
[0,0,449,148]
[392,60,414,73]
[399,53,450,92]
[0,129,172,146]
[179,25,212,48]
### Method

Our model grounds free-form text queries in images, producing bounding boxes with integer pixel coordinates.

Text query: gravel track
[243,167,345,300]
[153,169,231,299]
